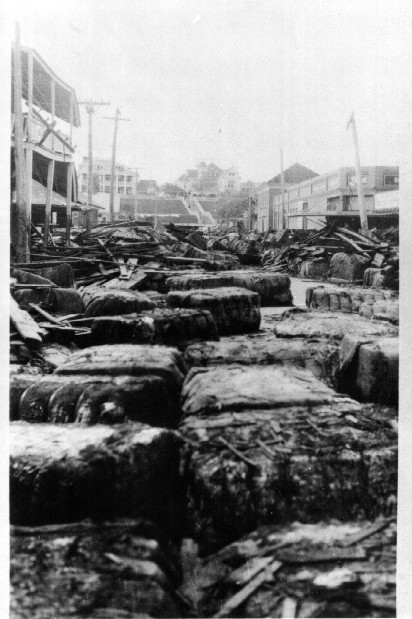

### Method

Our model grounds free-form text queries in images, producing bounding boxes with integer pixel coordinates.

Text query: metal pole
[87,105,93,233]
[13,22,30,262]
[349,113,368,232]
[280,148,286,229]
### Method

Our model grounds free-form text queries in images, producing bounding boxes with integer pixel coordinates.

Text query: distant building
[273,165,399,231]
[257,162,318,232]
[77,158,140,196]
[136,179,159,196]
[176,161,241,195]
[218,166,241,193]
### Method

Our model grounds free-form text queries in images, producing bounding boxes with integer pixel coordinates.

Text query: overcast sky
[7,0,412,184]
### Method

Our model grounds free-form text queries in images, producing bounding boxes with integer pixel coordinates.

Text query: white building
[218,166,241,193]
[77,157,140,196]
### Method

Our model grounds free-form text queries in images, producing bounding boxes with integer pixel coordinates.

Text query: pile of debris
[261,224,399,288]
[180,517,396,618]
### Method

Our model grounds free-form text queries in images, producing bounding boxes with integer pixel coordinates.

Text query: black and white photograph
[4,0,412,617]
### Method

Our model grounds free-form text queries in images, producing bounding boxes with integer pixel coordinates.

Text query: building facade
[176,161,241,195]
[257,163,318,232]
[272,165,399,230]
[78,158,140,196]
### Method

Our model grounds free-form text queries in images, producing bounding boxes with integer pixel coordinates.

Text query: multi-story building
[218,166,241,193]
[272,165,399,231]
[257,163,318,232]
[176,161,241,195]
[77,158,140,196]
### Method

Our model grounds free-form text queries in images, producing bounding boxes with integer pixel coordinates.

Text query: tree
[216,191,256,222]
[161,183,187,196]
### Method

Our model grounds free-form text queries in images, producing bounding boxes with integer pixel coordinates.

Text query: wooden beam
[50,79,55,151]
[66,163,73,246]
[13,22,30,262]
[10,295,44,347]
[44,159,55,247]
[26,49,33,243]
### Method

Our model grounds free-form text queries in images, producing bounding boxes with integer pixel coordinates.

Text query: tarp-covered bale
[10,372,41,421]
[179,376,397,552]
[10,520,184,619]
[81,286,155,318]
[183,335,340,388]
[330,253,369,282]
[167,287,261,335]
[91,308,219,348]
[10,422,183,533]
[372,300,399,324]
[54,344,186,394]
[167,271,292,306]
[12,287,84,314]
[181,365,354,417]
[299,259,329,279]
[339,335,399,406]
[364,266,398,289]
[274,312,398,341]
[190,519,396,618]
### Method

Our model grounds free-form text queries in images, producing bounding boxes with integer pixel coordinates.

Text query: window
[105,186,110,193]
[118,175,124,182]
[384,175,399,186]
[126,187,133,195]
[105,175,111,181]
[126,175,133,182]
[118,187,124,194]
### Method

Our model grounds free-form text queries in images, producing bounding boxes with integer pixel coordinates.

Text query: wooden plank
[213,561,282,618]
[218,436,260,469]
[29,303,68,326]
[225,556,273,586]
[336,226,377,247]
[278,546,367,564]
[44,159,55,247]
[334,232,371,257]
[10,295,44,347]
[66,162,73,246]
[338,517,396,548]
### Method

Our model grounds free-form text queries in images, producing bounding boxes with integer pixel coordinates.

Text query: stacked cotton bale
[167,287,261,335]
[80,286,155,317]
[306,285,397,321]
[179,365,397,553]
[10,422,183,533]
[184,333,340,389]
[339,335,399,406]
[90,307,219,348]
[330,253,370,283]
[12,345,186,427]
[11,519,185,618]
[273,312,398,341]
[167,270,293,306]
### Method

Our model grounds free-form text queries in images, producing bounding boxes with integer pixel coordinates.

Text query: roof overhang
[13,46,81,127]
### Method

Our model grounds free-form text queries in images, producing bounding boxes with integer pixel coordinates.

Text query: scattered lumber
[10,295,45,348]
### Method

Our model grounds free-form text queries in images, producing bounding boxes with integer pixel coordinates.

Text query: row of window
[81,186,134,195]
[82,173,136,183]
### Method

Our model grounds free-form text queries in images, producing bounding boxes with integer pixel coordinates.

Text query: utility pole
[347,112,368,232]
[128,166,145,219]
[13,22,30,262]
[248,186,252,231]
[280,148,286,230]
[78,100,110,232]
[104,108,130,222]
